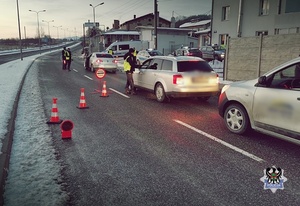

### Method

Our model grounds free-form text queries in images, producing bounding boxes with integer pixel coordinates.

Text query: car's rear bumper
[166,91,219,98]
[218,91,228,117]
[93,65,117,72]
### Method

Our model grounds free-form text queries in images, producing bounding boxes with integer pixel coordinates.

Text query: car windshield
[177,61,213,72]
[149,51,163,56]
[96,53,113,58]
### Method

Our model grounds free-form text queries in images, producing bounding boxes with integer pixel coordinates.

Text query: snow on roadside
[3,57,69,205]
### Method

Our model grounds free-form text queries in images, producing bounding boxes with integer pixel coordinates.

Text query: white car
[133,56,219,102]
[87,52,117,73]
[218,57,300,144]
[136,49,163,65]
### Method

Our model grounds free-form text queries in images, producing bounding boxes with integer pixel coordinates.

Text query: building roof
[195,28,211,34]
[180,19,211,28]
[120,13,171,26]
[136,26,195,32]
[103,30,140,36]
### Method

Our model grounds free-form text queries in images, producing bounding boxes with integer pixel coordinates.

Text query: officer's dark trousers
[125,72,134,92]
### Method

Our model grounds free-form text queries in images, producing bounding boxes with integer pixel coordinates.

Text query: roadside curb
[0,57,37,204]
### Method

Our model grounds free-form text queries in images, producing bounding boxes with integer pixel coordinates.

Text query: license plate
[192,77,208,83]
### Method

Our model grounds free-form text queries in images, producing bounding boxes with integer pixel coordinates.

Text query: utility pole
[154,0,158,49]
[16,0,23,60]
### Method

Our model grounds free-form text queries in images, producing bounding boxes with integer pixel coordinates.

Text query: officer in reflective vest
[62,47,67,70]
[65,48,72,71]
[123,48,137,94]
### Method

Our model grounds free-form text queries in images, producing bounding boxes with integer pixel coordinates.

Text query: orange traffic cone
[77,88,89,109]
[100,81,109,97]
[47,98,63,124]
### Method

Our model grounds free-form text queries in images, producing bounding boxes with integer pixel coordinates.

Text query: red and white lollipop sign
[95,68,106,79]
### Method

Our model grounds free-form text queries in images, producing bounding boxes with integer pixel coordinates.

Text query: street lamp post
[42,20,54,46]
[42,20,54,37]
[89,2,104,27]
[53,25,62,39]
[29,9,46,53]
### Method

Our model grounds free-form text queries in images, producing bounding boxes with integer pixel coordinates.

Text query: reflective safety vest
[65,51,70,60]
[123,56,131,72]
[133,50,137,57]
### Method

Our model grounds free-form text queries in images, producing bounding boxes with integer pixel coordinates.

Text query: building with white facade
[211,0,300,45]
[179,19,211,47]
[136,26,198,55]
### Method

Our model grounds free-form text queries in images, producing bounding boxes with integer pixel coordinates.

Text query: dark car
[174,47,202,58]
[212,45,226,61]
[199,45,226,62]
[199,46,215,62]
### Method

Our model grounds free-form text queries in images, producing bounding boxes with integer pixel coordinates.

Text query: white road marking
[84,75,93,80]
[174,120,265,162]
[73,69,78,72]
[109,88,130,98]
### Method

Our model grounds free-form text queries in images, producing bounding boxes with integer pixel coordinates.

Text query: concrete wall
[225,33,300,81]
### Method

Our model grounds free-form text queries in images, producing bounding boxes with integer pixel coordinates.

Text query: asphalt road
[33,48,300,206]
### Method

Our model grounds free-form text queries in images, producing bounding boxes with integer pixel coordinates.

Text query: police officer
[62,47,67,70]
[124,48,137,94]
[66,48,72,71]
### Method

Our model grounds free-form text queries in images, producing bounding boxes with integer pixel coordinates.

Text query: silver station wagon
[133,56,220,102]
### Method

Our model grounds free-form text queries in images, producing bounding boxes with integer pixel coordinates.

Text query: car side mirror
[258,76,267,85]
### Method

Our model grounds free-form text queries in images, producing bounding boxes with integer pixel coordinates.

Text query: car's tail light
[96,59,103,63]
[112,59,117,64]
[209,73,220,84]
[173,74,184,84]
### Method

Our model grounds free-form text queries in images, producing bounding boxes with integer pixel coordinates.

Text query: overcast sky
[0,0,212,39]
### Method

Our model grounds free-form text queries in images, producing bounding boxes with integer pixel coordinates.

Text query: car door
[252,64,300,138]
[133,59,152,88]
[206,46,214,60]
[200,47,208,59]
[140,59,163,90]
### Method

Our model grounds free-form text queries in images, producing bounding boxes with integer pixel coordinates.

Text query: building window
[256,31,268,36]
[222,6,230,21]
[259,0,269,16]
[219,34,228,45]
[285,0,300,13]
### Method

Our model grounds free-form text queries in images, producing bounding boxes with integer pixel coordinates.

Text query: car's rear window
[177,61,213,72]
[189,49,201,54]
[96,54,113,58]
[149,51,163,56]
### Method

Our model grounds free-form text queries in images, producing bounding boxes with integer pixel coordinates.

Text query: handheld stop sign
[95,68,106,79]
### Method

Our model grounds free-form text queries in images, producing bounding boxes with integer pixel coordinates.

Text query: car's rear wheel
[224,104,250,134]
[155,83,167,103]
